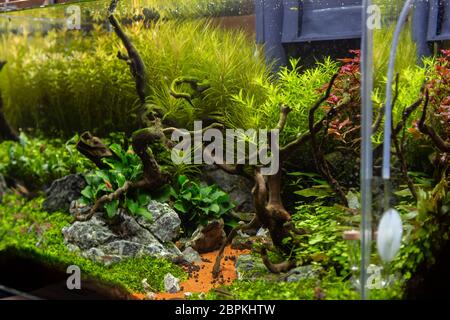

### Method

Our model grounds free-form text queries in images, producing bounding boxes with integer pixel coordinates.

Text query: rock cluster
[63,200,182,265]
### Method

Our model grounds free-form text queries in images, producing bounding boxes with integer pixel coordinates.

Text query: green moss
[0,194,186,294]
[202,273,403,300]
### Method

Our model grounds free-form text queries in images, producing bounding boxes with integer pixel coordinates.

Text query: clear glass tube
[360,0,374,300]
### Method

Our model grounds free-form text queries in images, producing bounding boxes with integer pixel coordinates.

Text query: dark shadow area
[286,39,361,69]
[406,240,450,299]
[0,249,121,300]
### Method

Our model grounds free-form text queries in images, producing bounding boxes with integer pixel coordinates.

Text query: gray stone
[0,174,7,203]
[141,240,180,261]
[118,210,153,242]
[66,243,80,253]
[160,241,183,261]
[136,200,181,243]
[62,217,117,250]
[81,247,122,266]
[202,165,254,212]
[62,209,182,265]
[187,219,226,253]
[164,273,180,293]
[285,265,322,282]
[69,199,91,216]
[235,255,322,282]
[182,246,202,263]
[43,174,86,213]
[101,240,144,257]
[235,254,269,280]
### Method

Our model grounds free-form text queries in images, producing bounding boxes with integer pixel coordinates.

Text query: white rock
[256,228,269,238]
[141,278,154,292]
[146,292,156,300]
[182,246,202,263]
[164,273,180,293]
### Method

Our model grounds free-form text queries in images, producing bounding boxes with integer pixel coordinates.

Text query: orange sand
[132,246,249,300]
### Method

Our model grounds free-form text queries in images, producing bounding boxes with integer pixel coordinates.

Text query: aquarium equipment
[257,0,450,70]
[359,0,374,300]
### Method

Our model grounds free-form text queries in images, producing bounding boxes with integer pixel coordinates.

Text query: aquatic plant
[0,61,19,142]
[0,16,267,136]
[373,21,417,89]
[79,142,153,220]
[171,175,235,231]
[230,57,339,143]
[77,3,427,279]
[0,27,136,136]
[392,178,450,298]
[0,133,93,189]
[4,0,254,24]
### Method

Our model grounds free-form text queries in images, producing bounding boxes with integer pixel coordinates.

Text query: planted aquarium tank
[0,0,448,304]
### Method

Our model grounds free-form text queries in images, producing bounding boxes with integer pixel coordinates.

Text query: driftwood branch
[212,217,261,277]
[373,83,425,161]
[170,76,211,107]
[260,245,296,274]
[393,81,426,136]
[280,73,340,160]
[391,75,420,200]
[76,132,116,169]
[418,90,450,153]
[212,101,307,277]
[307,73,348,206]
[132,126,171,189]
[76,179,149,221]
[108,0,147,113]
[276,104,293,131]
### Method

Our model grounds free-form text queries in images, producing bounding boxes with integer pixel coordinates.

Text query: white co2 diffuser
[376,208,403,263]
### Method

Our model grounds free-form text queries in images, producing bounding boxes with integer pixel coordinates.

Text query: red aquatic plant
[421,50,450,143]
[320,50,362,146]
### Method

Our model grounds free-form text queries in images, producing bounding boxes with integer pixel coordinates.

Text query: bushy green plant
[171,175,234,229]
[373,21,418,89]
[231,57,339,144]
[0,133,93,188]
[0,27,136,136]
[290,204,355,275]
[392,179,450,280]
[287,171,335,203]
[0,18,268,137]
[79,143,153,219]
